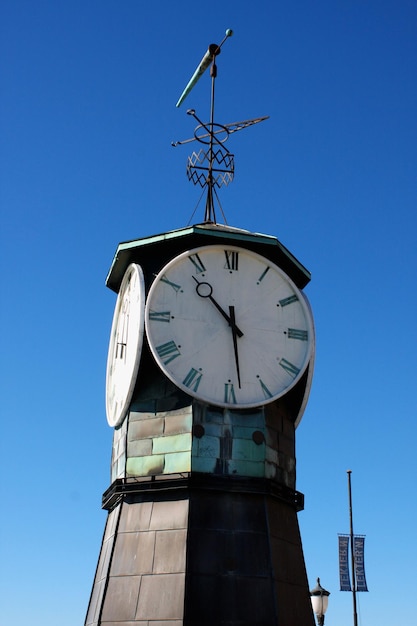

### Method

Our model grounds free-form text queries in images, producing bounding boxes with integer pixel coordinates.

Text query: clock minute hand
[192,276,244,338]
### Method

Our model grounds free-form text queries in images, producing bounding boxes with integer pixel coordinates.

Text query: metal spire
[173,29,269,224]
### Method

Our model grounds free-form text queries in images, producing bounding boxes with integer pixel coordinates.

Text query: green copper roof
[106,223,311,292]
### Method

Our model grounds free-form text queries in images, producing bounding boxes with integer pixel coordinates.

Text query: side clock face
[106,263,145,427]
[145,245,314,409]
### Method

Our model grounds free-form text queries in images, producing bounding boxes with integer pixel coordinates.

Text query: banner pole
[347,470,358,626]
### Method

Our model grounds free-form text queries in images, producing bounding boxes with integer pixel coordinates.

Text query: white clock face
[106,263,145,427]
[145,245,314,409]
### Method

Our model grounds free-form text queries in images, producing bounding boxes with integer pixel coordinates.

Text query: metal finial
[173,29,269,224]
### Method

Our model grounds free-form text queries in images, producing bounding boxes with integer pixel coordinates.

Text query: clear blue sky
[1,1,416,624]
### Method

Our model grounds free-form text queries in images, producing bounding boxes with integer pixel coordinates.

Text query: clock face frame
[145,245,314,409]
[106,263,145,427]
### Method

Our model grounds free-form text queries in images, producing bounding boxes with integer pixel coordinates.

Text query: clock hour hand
[229,305,242,388]
[192,276,244,338]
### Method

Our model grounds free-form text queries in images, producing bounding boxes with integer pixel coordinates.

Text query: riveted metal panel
[100,575,142,622]
[136,573,185,621]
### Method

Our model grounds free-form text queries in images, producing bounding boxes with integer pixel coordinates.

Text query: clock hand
[229,305,242,388]
[192,276,244,337]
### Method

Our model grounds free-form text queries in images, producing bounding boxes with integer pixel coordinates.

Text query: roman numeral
[258,378,273,399]
[279,358,300,378]
[287,328,308,341]
[156,340,181,365]
[257,266,270,284]
[188,253,206,274]
[182,367,203,392]
[115,301,129,358]
[224,383,237,404]
[115,342,126,358]
[224,250,239,271]
[149,310,171,323]
[279,294,299,307]
[160,274,182,292]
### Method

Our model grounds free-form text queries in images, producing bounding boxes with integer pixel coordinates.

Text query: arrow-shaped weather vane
[176,29,233,108]
[173,29,269,224]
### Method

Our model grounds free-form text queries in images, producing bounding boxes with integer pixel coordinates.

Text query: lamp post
[310,578,330,626]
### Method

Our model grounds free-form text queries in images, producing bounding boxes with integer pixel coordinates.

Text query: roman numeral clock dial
[105,264,145,427]
[145,245,314,409]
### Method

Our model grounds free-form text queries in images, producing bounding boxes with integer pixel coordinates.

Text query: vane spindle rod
[205,51,218,222]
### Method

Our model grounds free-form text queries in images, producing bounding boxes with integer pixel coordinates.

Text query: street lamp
[310,578,330,626]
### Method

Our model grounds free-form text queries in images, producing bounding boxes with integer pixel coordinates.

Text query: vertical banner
[338,535,351,591]
[354,536,369,592]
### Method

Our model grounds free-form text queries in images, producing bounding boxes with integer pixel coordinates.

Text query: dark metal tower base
[85,476,314,626]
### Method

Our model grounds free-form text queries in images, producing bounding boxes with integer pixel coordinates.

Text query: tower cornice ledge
[102,473,305,513]
[106,223,311,293]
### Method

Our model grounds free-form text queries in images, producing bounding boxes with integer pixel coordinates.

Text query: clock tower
[85,31,316,626]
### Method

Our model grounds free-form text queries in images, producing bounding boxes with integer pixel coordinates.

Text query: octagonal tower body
[85,223,316,626]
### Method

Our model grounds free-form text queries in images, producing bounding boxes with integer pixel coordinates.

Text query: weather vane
[173,29,269,224]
